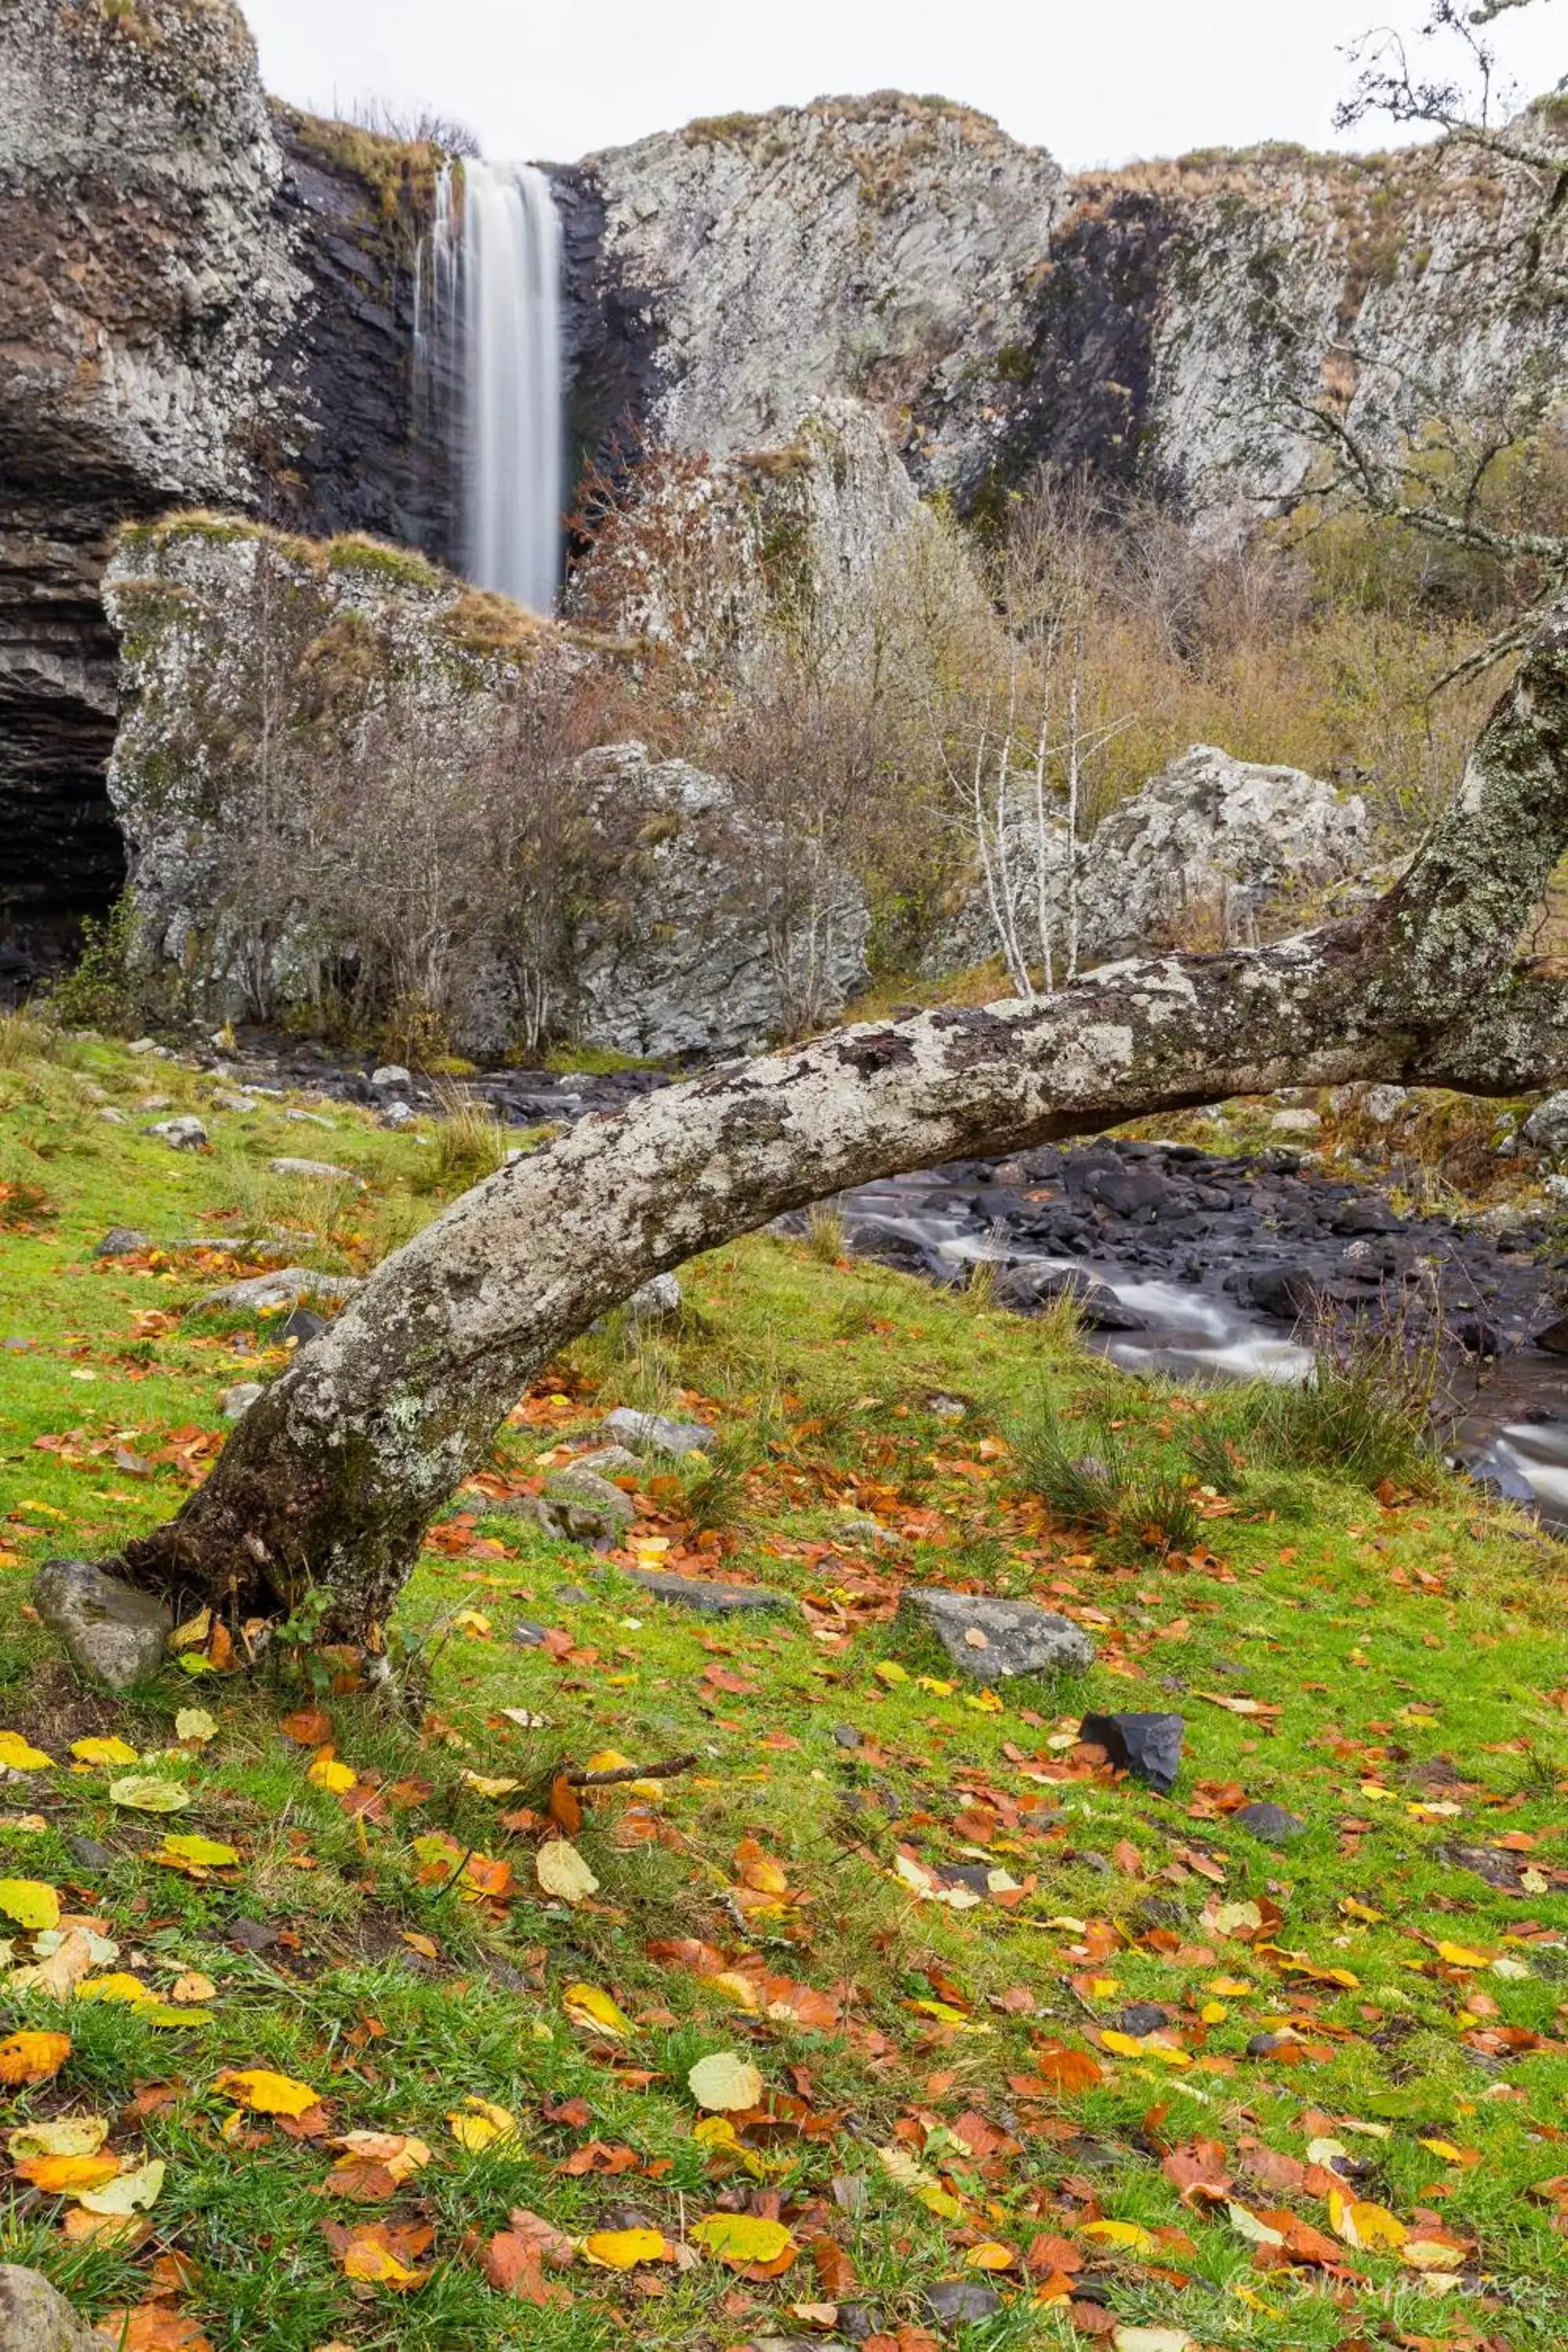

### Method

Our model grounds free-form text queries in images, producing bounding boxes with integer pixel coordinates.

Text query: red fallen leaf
[1069,2300,1117,2338]
[559,2140,641,2176]
[504,2207,578,2267]
[95,2308,213,2352]
[702,1669,758,1696]
[274,2104,332,2142]
[548,1773,583,1836]
[481,2233,570,2304]
[1258,2209,1345,2267]
[1163,2138,1233,2200]
[278,1708,332,1746]
[324,2158,400,2201]
[811,2236,858,2296]
[543,2096,592,2127]
[1021,2045,1104,2094]
[1025,2234,1083,2278]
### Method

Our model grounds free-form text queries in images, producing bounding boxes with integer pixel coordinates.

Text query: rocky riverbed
[199,1029,1568,1523]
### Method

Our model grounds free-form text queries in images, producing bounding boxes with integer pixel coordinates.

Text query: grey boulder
[194,1268,359,1316]
[626,1273,682,1323]
[267,1156,355,1181]
[508,1468,636,1546]
[32,1559,171,1690]
[1524,1090,1568,1160]
[0,2265,101,2352]
[93,1227,150,1258]
[897,1588,1094,1683]
[626,1569,797,1617]
[145,1115,207,1150]
[601,1406,716,1457]
[218,1381,265,1420]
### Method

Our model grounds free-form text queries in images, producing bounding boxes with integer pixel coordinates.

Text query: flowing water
[416,161,564,612]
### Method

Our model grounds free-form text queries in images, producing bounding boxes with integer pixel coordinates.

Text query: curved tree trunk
[123,615,1568,1640]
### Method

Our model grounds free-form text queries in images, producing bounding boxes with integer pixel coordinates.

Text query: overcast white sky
[241,0,1564,169]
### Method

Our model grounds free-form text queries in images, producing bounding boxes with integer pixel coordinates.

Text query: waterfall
[415,161,564,614]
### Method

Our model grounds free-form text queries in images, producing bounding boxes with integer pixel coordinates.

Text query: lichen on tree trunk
[122,612,1568,1643]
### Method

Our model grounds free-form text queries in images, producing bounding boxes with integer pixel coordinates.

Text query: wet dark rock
[995,1264,1147,1329]
[922,2278,1003,2327]
[1534,1312,1568,1355]
[511,1621,548,1648]
[228,1918,282,1954]
[626,1570,797,1617]
[1078,1709,1185,1795]
[1117,2002,1171,2034]
[1245,1265,1321,1321]
[833,1725,863,1750]
[898,1588,1094,1682]
[66,1836,112,1872]
[281,1307,326,1346]
[1331,1195,1406,1236]
[1440,1842,1529,1891]
[1235,1801,1308,1843]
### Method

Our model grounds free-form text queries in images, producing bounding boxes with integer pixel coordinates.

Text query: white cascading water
[415,160,564,613]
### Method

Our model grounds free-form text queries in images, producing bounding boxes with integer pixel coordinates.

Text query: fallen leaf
[691,2212,798,2268]
[0,1731,54,1771]
[447,2096,521,2153]
[214,2068,322,2118]
[536,1839,599,1905]
[582,2228,671,2269]
[688,2051,764,2112]
[15,2152,122,2193]
[71,1737,140,1766]
[562,1982,633,2038]
[175,1709,218,1746]
[0,2031,71,2085]
[109,1777,191,1814]
[76,2159,165,2216]
[8,2117,110,2159]
[0,1878,60,1931]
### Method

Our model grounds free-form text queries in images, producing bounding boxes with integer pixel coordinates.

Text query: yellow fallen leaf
[74,2158,165,2216]
[562,1982,632,2038]
[690,2212,797,2267]
[1400,2238,1467,2272]
[0,1878,60,1931]
[1115,2332,1194,2352]
[873,1660,908,1686]
[1435,1942,1490,1969]
[1080,2220,1156,2254]
[337,2131,432,2181]
[1099,2029,1191,2067]
[446,2096,521,2152]
[965,2242,1017,2270]
[1329,2188,1407,2252]
[9,1930,94,1999]
[13,2151,122,2193]
[170,1972,217,2005]
[400,1931,439,1959]
[8,2117,110,2159]
[307,1755,357,1793]
[77,1973,152,2005]
[215,2067,321,2117]
[535,1838,599,1906]
[175,1708,219,1745]
[1227,2203,1286,2248]
[460,1773,521,1798]
[70,1737,138,1767]
[700,1969,763,2013]
[916,2183,965,2220]
[583,2227,670,2269]
[0,2029,71,2085]
[341,2237,421,2285]
[0,1731,54,1771]
[688,2051,764,2112]
[158,1834,240,1872]
[108,1776,191,1813]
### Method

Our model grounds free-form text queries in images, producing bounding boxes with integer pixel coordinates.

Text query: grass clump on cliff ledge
[0,1023,1564,2349]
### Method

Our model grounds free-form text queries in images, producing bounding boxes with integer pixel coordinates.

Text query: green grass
[0,1022,1564,2350]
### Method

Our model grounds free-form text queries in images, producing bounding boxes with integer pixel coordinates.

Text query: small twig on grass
[564,1752,699,1788]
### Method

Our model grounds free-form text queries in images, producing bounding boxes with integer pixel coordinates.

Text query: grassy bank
[0,1019,1564,2352]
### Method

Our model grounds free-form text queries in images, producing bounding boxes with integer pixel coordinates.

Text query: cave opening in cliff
[416,159,565,614]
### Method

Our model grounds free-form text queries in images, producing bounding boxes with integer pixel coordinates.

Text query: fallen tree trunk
[122,614,1568,1641]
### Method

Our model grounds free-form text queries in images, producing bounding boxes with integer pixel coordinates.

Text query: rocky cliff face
[0,0,441,979]
[563,105,1568,525]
